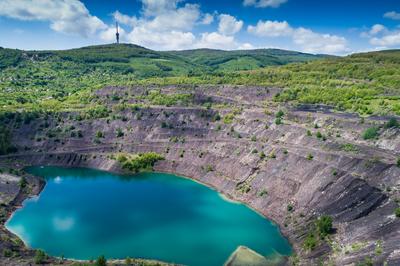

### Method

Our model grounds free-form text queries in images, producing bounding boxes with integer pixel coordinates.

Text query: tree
[385,118,399,129]
[316,215,333,238]
[34,249,47,264]
[395,208,400,218]
[362,127,379,140]
[95,255,107,266]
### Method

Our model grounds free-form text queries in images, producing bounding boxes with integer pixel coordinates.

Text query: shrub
[306,130,312,136]
[307,153,314,160]
[3,248,12,257]
[395,208,400,218]
[0,127,16,155]
[95,131,104,138]
[95,255,107,266]
[303,233,317,251]
[275,118,282,125]
[287,204,294,212]
[385,118,399,128]
[397,158,400,167]
[116,128,124,138]
[34,250,47,264]
[251,135,257,141]
[19,176,28,188]
[118,152,165,173]
[125,257,132,265]
[362,127,379,140]
[276,110,284,118]
[205,165,214,172]
[316,215,333,238]
[258,189,268,197]
[259,151,266,159]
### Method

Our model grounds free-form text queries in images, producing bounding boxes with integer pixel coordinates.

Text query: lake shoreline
[2,164,291,266]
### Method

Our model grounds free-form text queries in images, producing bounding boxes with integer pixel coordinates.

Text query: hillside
[169,48,327,71]
[1,45,400,116]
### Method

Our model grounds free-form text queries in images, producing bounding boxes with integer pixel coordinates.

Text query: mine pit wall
[2,85,400,265]
[6,141,400,266]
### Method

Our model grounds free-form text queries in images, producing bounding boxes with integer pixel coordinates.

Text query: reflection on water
[6,166,292,266]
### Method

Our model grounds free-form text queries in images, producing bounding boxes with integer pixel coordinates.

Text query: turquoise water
[6,166,291,266]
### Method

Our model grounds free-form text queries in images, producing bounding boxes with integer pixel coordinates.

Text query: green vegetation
[341,143,359,153]
[144,90,193,106]
[258,189,268,197]
[303,215,334,251]
[18,176,28,189]
[1,45,400,117]
[0,127,16,155]
[395,208,400,218]
[95,255,107,266]
[117,152,165,173]
[303,233,318,251]
[385,118,399,128]
[397,158,400,167]
[316,215,333,238]
[34,249,47,264]
[362,127,379,140]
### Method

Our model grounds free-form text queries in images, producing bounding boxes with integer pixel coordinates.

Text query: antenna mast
[116,22,120,44]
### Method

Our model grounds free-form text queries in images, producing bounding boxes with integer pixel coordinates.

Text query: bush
[276,110,284,118]
[116,128,124,138]
[119,152,165,173]
[395,208,400,218]
[362,127,379,140]
[385,117,399,128]
[303,233,317,251]
[0,127,16,155]
[95,255,107,266]
[275,118,282,125]
[3,248,12,257]
[34,249,47,264]
[316,215,333,238]
[307,153,314,160]
[19,176,28,188]
[95,131,104,138]
[397,158,400,167]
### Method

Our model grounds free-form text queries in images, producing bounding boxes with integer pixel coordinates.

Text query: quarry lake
[6,166,292,266]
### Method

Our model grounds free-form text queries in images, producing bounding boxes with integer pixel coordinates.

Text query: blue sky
[0,0,399,54]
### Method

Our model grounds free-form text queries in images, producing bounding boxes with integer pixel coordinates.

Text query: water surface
[6,166,291,266]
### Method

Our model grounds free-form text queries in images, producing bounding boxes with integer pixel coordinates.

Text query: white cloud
[128,27,196,50]
[239,43,256,50]
[384,11,400,20]
[361,24,400,48]
[218,14,243,35]
[370,31,400,47]
[369,24,387,35]
[141,0,183,16]
[248,20,349,54]
[243,0,287,8]
[248,20,292,37]
[292,27,348,54]
[113,11,137,26]
[0,0,106,37]
[201,13,214,25]
[196,32,237,50]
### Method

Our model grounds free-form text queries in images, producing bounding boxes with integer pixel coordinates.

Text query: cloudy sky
[0,0,399,55]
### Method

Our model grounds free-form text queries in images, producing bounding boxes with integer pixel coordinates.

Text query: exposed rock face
[1,85,399,266]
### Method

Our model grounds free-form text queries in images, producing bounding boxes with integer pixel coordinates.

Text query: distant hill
[169,48,329,71]
[0,44,328,77]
